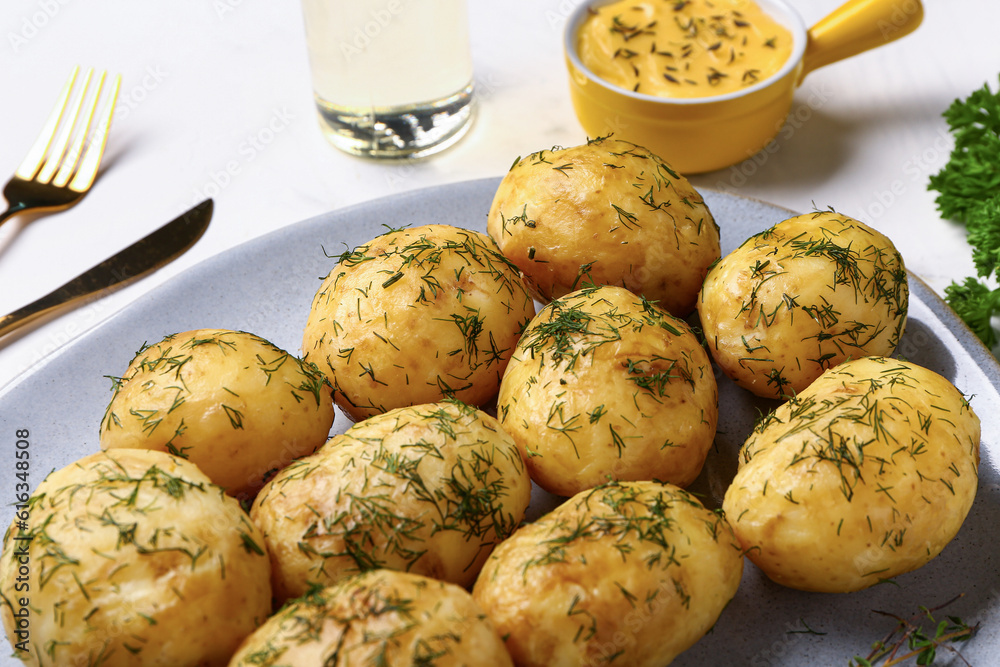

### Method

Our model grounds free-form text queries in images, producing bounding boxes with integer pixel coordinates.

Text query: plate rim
[2,176,998,665]
[6,177,997,398]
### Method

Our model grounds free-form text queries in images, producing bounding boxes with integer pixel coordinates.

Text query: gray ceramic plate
[2,178,998,665]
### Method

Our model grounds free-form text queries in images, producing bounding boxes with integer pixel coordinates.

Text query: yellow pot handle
[799,0,923,82]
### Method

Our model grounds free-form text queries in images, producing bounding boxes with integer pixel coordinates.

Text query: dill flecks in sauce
[577,0,793,98]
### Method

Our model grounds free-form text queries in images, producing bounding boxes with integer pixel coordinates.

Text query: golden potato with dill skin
[722,357,980,593]
[487,137,720,317]
[0,449,271,667]
[100,329,335,498]
[497,285,717,497]
[698,210,908,399]
[302,224,535,422]
[472,481,743,667]
[229,570,513,667]
[250,400,531,604]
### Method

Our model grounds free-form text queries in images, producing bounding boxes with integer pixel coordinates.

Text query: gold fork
[0,66,121,227]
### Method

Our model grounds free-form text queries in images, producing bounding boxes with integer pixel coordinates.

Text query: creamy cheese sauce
[577,0,793,98]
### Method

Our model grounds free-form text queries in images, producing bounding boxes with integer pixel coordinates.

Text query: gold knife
[0,199,213,338]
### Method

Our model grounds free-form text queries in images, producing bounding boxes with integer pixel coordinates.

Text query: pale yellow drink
[301,0,475,157]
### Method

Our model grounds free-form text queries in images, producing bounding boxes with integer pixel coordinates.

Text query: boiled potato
[251,400,531,603]
[497,285,717,497]
[722,356,980,593]
[472,481,743,667]
[0,449,271,667]
[100,329,335,498]
[698,210,908,399]
[302,224,535,421]
[229,569,513,667]
[487,137,720,316]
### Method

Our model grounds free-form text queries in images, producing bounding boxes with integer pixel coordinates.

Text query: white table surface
[0,0,998,663]
[1,1,997,392]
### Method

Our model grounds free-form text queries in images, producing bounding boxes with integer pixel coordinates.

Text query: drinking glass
[301,0,476,159]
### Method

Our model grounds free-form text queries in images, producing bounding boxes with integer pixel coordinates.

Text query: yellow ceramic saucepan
[564,0,924,174]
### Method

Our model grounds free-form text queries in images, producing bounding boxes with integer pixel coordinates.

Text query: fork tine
[37,68,94,185]
[68,73,120,193]
[53,70,106,188]
[15,66,80,181]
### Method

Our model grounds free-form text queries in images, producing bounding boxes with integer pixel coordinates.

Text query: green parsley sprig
[928,76,1000,348]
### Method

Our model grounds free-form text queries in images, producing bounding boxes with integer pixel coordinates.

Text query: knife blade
[0,199,213,338]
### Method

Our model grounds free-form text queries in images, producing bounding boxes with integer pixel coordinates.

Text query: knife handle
[0,247,139,339]
[0,285,98,338]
